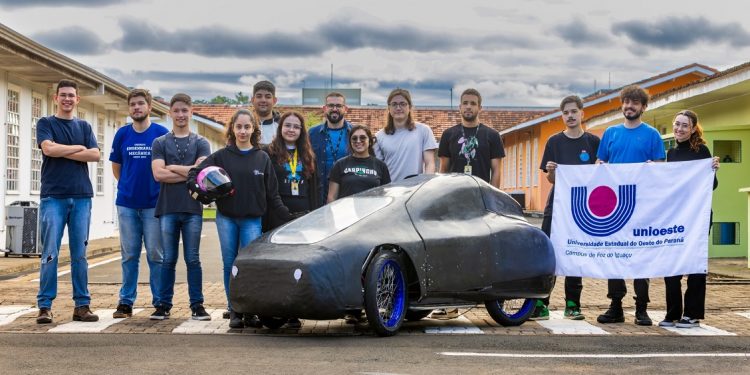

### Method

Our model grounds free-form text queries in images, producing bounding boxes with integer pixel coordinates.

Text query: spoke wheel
[485,298,536,326]
[364,252,406,336]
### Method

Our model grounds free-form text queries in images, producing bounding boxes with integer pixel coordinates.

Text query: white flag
[551,160,714,279]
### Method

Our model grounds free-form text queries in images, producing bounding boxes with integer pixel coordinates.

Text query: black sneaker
[112,304,133,318]
[243,314,263,328]
[150,306,168,320]
[596,305,625,324]
[634,305,653,326]
[223,310,230,319]
[191,304,211,321]
[286,318,302,329]
[228,310,244,329]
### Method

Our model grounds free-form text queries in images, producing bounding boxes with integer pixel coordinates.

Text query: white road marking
[48,308,143,333]
[31,255,123,282]
[0,305,36,326]
[424,315,483,334]
[172,309,228,334]
[535,311,609,335]
[438,352,750,359]
[736,311,750,320]
[633,310,735,336]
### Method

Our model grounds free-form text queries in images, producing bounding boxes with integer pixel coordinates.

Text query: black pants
[664,274,706,320]
[541,216,583,307]
[607,278,650,305]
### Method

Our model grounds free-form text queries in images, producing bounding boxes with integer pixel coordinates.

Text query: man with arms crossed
[151,93,212,321]
[110,89,169,318]
[35,79,101,324]
[596,85,665,326]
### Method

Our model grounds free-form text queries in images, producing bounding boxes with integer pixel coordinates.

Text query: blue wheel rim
[376,259,406,328]
[497,298,535,319]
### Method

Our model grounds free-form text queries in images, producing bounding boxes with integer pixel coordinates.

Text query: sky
[1,0,749,107]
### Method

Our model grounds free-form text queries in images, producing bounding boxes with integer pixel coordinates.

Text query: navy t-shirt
[109,123,169,209]
[36,116,99,198]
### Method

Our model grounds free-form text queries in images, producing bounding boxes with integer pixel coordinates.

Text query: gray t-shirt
[151,132,211,217]
[374,122,438,181]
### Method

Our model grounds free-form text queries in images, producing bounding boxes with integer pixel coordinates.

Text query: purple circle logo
[588,186,617,217]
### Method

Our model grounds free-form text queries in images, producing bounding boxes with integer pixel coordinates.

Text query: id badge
[463,165,473,175]
[291,181,299,196]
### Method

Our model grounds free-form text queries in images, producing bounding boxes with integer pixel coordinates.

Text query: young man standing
[435,88,504,319]
[596,85,665,326]
[151,93,211,321]
[252,80,280,145]
[533,95,600,321]
[35,79,101,324]
[309,92,353,203]
[374,88,438,181]
[109,89,169,318]
[438,88,504,187]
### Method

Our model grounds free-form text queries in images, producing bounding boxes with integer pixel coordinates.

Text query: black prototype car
[230,174,555,336]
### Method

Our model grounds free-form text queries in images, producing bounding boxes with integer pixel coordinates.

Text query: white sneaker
[658,319,675,327]
[431,308,459,320]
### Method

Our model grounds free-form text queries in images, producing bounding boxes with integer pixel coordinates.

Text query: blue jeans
[215,212,262,310]
[117,206,163,307]
[37,197,92,309]
[159,213,204,308]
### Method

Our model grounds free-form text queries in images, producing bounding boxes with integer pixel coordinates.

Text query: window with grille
[31,95,44,193]
[96,114,105,194]
[6,89,20,192]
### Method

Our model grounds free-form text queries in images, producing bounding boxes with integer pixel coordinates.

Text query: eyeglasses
[326,104,344,109]
[389,102,409,108]
[351,135,368,142]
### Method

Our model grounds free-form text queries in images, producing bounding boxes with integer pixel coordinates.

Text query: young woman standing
[327,125,391,202]
[188,109,289,329]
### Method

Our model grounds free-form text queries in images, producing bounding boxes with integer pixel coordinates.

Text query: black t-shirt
[36,116,99,198]
[437,124,505,183]
[539,131,600,217]
[329,155,391,199]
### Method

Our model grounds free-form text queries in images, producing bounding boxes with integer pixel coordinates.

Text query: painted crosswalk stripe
[48,308,143,333]
[424,315,483,334]
[737,311,750,320]
[172,309,228,334]
[535,311,609,335]
[637,310,735,336]
[438,352,750,359]
[0,305,36,326]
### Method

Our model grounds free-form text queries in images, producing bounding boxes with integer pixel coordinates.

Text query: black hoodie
[188,144,290,219]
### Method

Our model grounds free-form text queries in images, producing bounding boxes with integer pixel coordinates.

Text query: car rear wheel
[259,316,286,329]
[405,310,432,321]
[485,298,536,326]
[364,251,407,336]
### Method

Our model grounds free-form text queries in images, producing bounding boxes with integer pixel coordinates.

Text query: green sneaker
[529,300,549,321]
[563,300,585,320]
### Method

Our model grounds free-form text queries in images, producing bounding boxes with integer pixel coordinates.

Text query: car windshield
[271,196,393,244]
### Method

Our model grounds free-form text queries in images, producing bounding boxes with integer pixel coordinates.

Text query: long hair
[348,124,375,156]
[267,111,316,178]
[675,110,705,152]
[225,108,260,148]
[384,88,415,135]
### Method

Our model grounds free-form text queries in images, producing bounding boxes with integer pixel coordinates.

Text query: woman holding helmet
[188,108,289,329]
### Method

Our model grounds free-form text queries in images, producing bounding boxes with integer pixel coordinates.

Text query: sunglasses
[351,135,368,142]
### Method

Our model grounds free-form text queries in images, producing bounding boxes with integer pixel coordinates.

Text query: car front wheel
[364,251,407,336]
[485,298,536,326]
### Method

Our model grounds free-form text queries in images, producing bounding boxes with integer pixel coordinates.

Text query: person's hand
[194,156,207,166]
[546,161,557,172]
[712,156,720,170]
[596,160,606,164]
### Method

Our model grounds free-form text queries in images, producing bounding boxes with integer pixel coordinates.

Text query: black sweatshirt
[188,144,289,219]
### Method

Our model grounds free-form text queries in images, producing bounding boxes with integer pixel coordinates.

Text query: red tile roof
[192,104,548,139]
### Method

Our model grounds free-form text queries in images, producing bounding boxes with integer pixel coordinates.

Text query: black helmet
[195,166,234,197]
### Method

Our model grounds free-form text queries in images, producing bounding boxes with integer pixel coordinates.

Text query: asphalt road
[1,333,748,374]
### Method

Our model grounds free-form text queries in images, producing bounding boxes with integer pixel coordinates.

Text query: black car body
[230,174,555,334]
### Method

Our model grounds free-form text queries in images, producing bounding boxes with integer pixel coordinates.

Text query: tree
[235,91,249,104]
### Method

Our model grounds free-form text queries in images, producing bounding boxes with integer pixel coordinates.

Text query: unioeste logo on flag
[571,185,636,236]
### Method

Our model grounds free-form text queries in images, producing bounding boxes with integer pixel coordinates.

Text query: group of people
[34,77,717,330]
[535,85,719,329]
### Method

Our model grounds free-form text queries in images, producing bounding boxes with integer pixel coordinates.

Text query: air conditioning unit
[3,201,41,257]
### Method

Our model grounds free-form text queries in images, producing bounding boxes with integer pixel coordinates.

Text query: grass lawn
[203,207,216,220]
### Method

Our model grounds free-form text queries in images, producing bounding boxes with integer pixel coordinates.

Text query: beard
[326,111,343,124]
[461,112,477,123]
[623,108,643,121]
[130,113,149,122]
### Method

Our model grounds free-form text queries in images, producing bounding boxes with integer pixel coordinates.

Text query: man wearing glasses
[309,92,353,203]
[374,88,438,181]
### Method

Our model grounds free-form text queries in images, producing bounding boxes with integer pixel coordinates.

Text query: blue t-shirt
[596,123,666,163]
[324,127,348,169]
[109,123,169,209]
[37,116,99,198]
